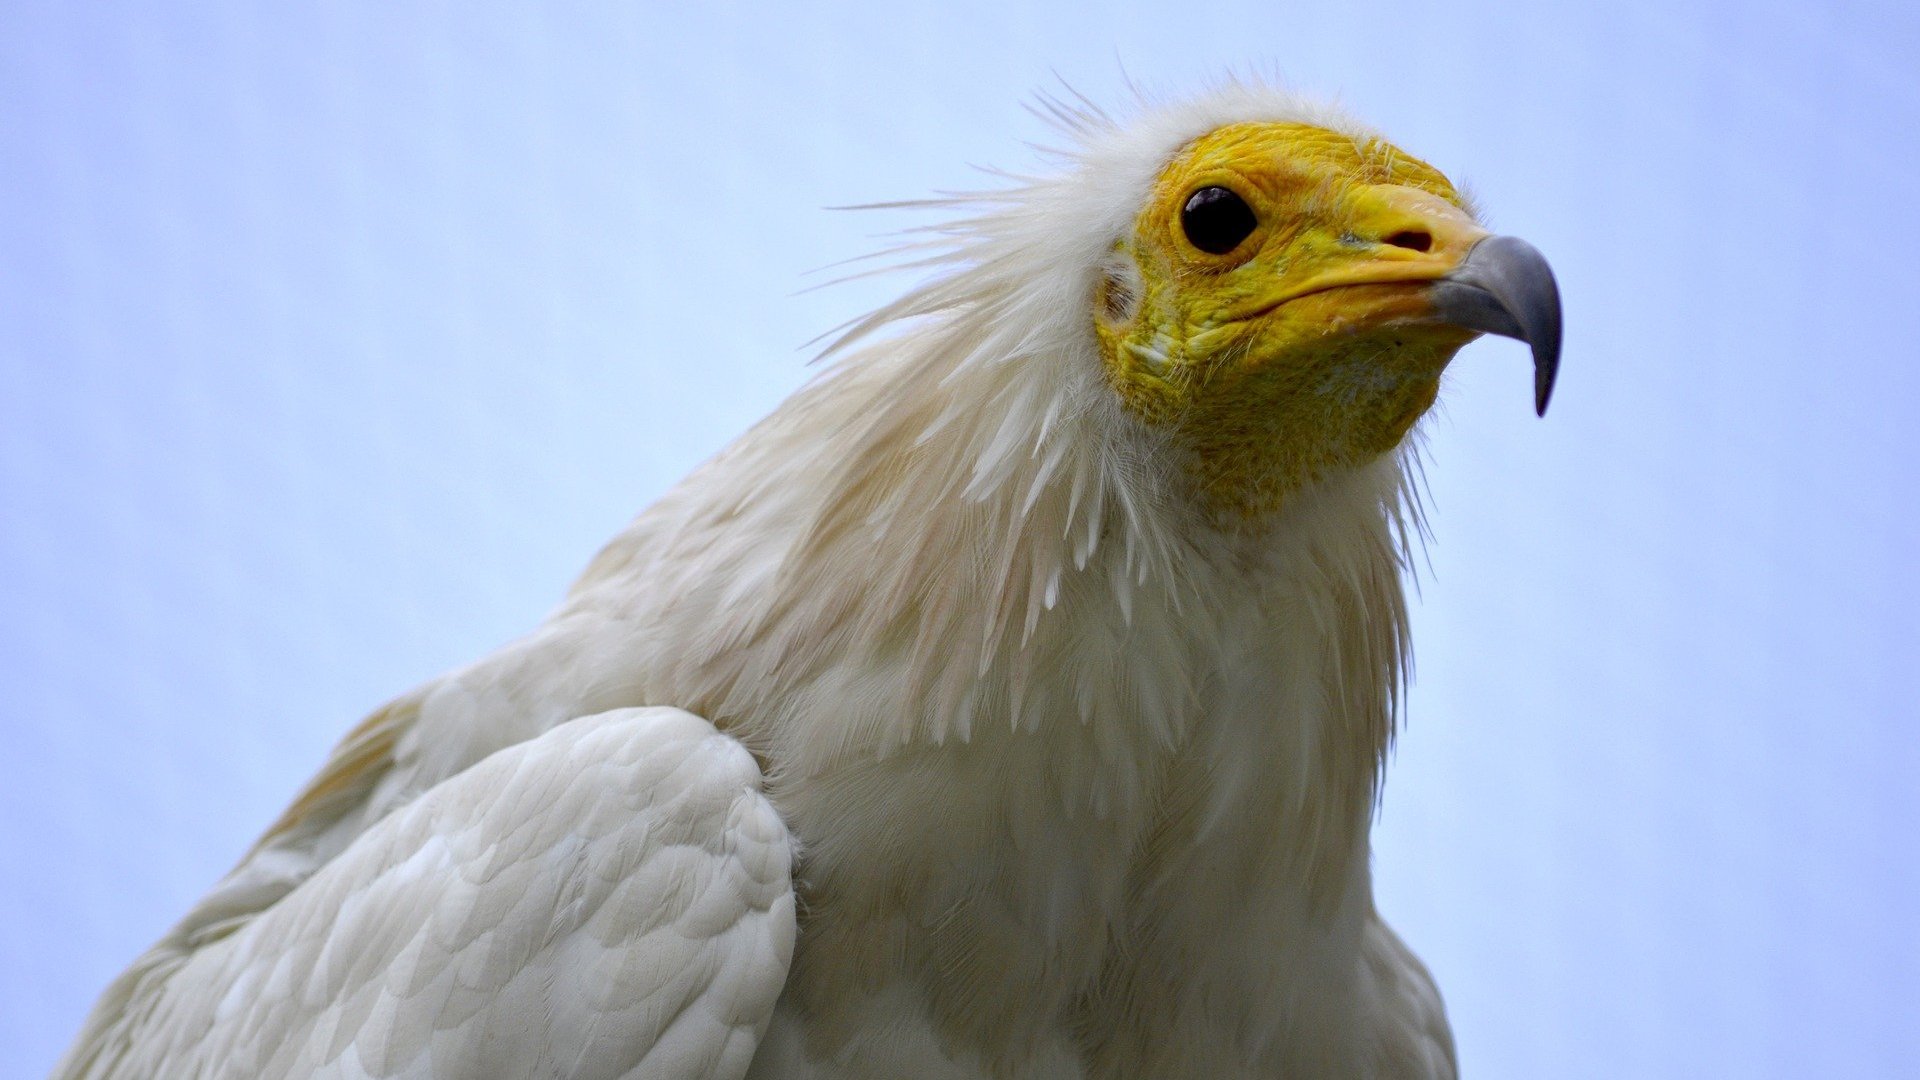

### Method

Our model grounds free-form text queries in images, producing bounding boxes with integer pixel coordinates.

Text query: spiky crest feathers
[671,80,1426,758]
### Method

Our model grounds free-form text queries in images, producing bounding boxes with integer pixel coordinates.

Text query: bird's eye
[1181,186,1258,255]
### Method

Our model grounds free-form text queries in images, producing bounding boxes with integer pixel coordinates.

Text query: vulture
[56,80,1560,1079]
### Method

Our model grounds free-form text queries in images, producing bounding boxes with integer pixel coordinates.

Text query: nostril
[1382,230,1433,252]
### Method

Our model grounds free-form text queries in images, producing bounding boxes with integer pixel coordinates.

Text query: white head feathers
[570,80,1419,771]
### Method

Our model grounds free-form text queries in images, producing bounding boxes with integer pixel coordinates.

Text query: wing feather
[56,706,796,1080]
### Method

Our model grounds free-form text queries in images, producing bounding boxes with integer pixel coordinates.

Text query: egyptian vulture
[56,81,1560,1079]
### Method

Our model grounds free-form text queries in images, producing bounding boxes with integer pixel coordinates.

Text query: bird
[54,79,1560,1080]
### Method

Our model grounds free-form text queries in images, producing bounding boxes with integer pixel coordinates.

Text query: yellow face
[1096,122,1492,516]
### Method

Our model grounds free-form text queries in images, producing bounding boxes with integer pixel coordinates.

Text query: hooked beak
[1429,235,1563,416]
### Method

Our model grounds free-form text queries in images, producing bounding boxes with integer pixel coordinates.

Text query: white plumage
[61,709,793,1079]
[53,80,1553,1078]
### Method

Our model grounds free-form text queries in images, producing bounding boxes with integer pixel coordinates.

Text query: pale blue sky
[4,3,1917,1077]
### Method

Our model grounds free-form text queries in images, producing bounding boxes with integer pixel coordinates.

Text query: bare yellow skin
[1096,122,1492,516]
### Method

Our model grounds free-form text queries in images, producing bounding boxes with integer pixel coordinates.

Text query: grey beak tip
[1535,344,1556,416]
[1433,234,1562,418]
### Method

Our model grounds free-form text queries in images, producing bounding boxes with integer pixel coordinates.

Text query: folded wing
[57,706,796,1080]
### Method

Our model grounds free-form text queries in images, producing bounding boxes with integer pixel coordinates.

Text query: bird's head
[1088,118,1560,515]
[784,87,1563,744]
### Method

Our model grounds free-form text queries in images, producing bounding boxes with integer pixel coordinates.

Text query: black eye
[1181,186,1258,255]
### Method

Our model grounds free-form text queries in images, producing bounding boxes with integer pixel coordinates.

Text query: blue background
[5,3,1917,1076]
